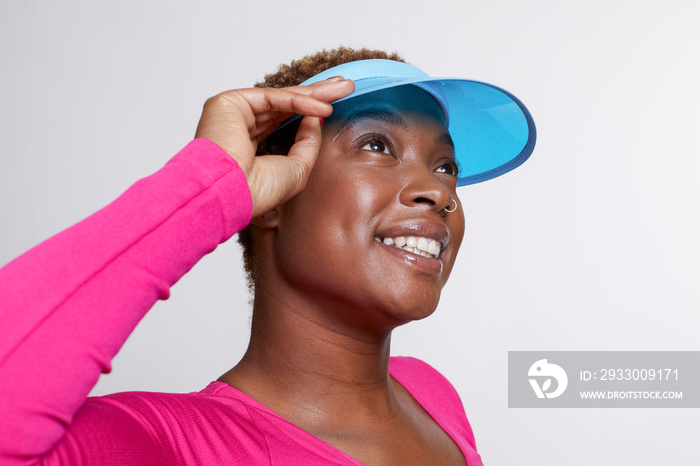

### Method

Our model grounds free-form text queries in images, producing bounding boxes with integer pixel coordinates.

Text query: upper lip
[374,220,450,251]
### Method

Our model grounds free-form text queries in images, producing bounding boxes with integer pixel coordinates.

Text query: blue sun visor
[284,59,536,186]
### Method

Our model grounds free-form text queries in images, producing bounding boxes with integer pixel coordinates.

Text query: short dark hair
[237,47,406,290]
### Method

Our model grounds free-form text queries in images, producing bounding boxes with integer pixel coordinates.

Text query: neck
[219,281,404,431]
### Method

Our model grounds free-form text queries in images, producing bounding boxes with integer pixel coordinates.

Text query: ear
[251,208,279,228]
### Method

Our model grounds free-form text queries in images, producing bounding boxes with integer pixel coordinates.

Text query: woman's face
[272,85,465,331]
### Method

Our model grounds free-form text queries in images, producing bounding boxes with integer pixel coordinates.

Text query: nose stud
[444,199,458,213]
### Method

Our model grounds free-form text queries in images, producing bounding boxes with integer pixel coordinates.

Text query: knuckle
[205,91,243,109]
[203,93,225,111]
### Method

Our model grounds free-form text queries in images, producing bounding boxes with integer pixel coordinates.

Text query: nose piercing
[444,199,458,213]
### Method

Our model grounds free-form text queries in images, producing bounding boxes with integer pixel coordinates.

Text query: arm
[0,139,251,462]
[0,79,355,464]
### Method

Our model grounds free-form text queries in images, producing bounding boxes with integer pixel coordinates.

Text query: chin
[374,289,443,329]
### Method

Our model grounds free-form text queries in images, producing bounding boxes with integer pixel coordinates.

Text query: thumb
[284,115,323,194]
[248,116,323,217]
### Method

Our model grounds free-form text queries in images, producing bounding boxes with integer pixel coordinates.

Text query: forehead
[328,85,447,130]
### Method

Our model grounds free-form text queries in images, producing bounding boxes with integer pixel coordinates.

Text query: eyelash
[359,134,459,177]
[436,161,460,177]
[360,135,392,156]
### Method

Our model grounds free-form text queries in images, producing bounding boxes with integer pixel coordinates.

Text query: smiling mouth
[373,236,442,259]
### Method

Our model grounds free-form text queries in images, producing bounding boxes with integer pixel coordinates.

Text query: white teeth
[428,240,440,256]
[374,235,443,259]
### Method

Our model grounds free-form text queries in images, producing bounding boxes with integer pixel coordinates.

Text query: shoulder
[52,388,270,465]
[389,356,462,402]
[389,356,480,456]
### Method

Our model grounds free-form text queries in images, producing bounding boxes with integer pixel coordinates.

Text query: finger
[251,116,320,200]
[279,76,344,94]
[316,75,345,83]
[281,78,356,106]
[252,109,295,129]
[237,79,354,117]
[248,116,323,217]
[250,80,354,142]
[283,115,323,194]
[252,110,281,125]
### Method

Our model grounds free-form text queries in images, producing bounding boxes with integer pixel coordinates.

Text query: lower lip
[376,242,444,274]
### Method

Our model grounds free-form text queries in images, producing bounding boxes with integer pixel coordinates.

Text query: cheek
[273,170,375,269]
[272,165,398,297]
[452,208,466,249]
[442,208,466,276]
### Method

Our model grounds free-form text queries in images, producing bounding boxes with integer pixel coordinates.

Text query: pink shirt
[0,140,482,465]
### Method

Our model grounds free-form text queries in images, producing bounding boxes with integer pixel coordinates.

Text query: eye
[435,160,459,177]
[361,139,391,155]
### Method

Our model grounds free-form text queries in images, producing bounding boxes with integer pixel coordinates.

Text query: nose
[398,167,455,214]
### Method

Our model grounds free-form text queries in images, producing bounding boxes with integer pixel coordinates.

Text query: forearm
[0,139,251,462]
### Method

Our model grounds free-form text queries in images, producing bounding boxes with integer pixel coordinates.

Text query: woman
[0,48,535,465]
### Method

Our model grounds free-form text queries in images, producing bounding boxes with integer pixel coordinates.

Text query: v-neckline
[202,359,471,465]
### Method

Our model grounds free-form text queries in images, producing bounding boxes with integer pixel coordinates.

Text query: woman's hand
[195,77,355,217]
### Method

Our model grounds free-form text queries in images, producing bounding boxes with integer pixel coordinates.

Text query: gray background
[508,352,700,408]
[1,1,698,464]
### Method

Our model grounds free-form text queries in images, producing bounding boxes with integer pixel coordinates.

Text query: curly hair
[237,47,406,291]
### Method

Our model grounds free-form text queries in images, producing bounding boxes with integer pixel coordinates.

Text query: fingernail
[325,76,344,82]
[319,118,325,128]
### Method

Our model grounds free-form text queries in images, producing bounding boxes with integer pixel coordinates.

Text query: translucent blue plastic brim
[281,59,536,187]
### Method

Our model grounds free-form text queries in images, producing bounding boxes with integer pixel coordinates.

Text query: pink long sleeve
[0,139,252,464]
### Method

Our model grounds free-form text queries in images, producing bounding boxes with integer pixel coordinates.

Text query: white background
[2,1,698,464]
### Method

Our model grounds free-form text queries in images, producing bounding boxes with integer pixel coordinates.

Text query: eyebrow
[435,132,455,150]
[332,108,409,139]
[331,107,456,152]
